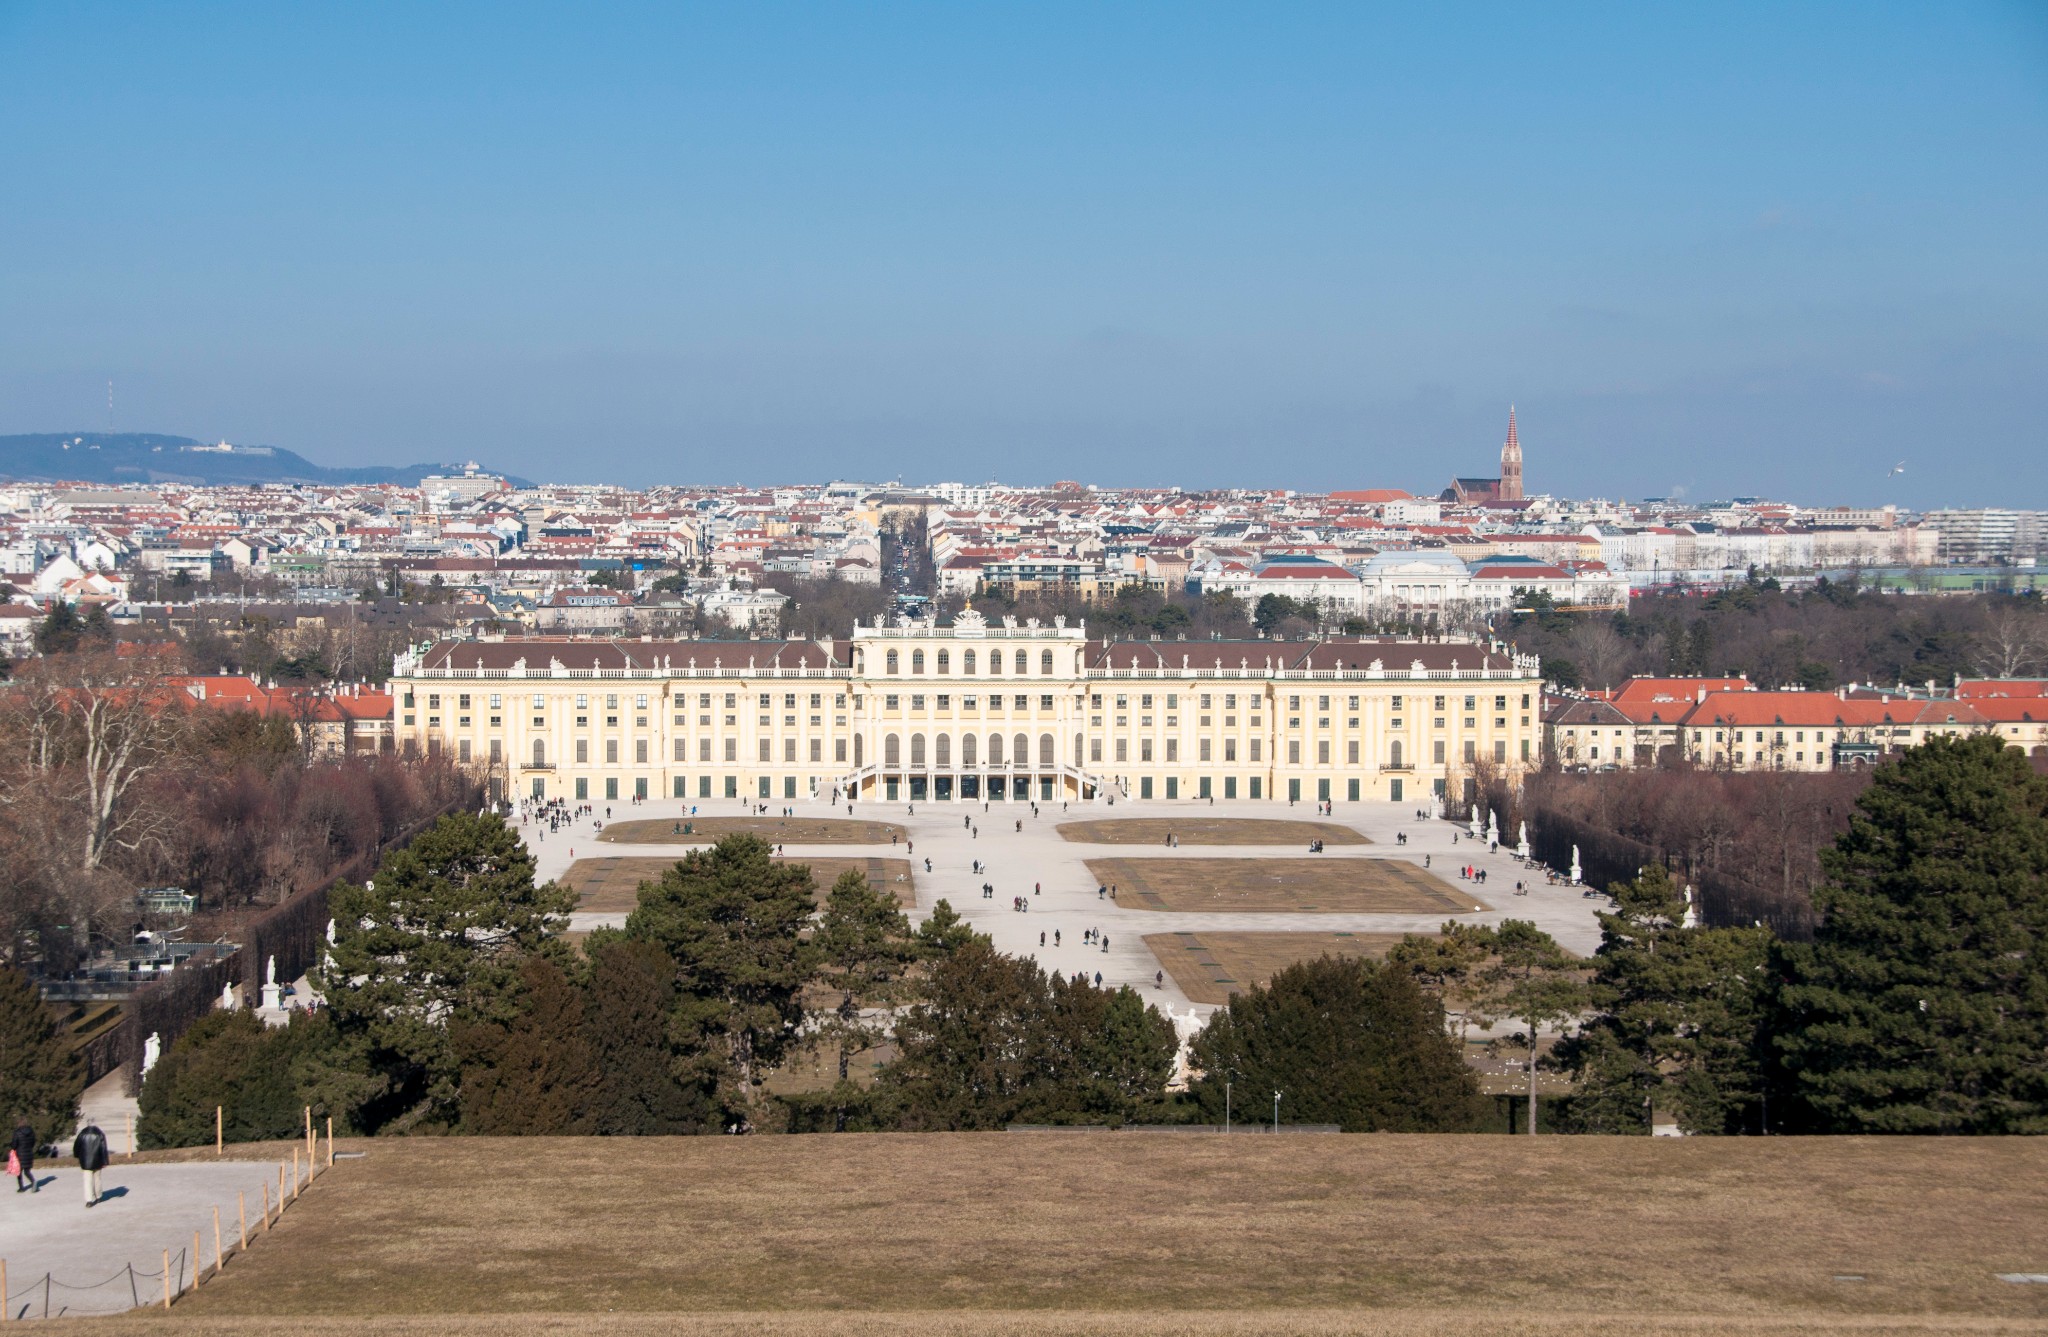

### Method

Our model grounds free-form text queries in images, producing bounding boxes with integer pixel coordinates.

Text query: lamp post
[1272,1090,1282,1134]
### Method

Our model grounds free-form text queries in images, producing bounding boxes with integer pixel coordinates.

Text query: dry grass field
[563,855,915,913]
[1146,930,1412,1003]
[1088,857,1484,913]
[598,817,908,845]
[113,1134,2048,1335]
[1058,818,1370,846]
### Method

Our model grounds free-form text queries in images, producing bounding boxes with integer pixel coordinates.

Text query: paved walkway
[529,795,1605,1019]
[0,1159,286,1317]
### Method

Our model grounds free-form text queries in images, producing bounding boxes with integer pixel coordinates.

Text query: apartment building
[390,611,1542,807]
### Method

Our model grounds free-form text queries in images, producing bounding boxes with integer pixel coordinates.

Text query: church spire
[1499,405,1523,501]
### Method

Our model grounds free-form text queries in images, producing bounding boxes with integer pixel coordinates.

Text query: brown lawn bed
[1087,857,1483,914]
[1058,818,1369,846]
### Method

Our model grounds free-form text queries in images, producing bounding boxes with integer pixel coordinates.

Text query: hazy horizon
[3,3,2043,506]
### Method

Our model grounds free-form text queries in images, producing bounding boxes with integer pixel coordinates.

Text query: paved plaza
[528,794,1605,1017]
[0,1158,287,1316]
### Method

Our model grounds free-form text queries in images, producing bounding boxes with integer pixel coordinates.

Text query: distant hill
[0,433,533,488]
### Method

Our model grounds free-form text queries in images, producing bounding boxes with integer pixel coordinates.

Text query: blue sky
[2,2,2043,502]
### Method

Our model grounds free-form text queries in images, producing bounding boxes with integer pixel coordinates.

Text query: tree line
[90,733,2048,1145]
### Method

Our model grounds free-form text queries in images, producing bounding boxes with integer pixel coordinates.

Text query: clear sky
[2,2,2043,503]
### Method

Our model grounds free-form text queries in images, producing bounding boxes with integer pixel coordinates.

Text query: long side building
[389,610,1541,807]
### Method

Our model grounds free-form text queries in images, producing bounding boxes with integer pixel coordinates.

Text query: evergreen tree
[881,940,1177,1129]
[912,898,986,958]
[583,932,705,1134]
[624,835,818,1132]
[1559,865,1772,1134]
[1477,921,1585,1137]
[322,812,575,1132]
[814,869,919,1130]
[137,1009,336,1148]
[0,966,80,1145]
[1773,734,2048,1133]
[454,954,600,1134]
[1386,921,1497,1041]
[1187,956,1489,1133]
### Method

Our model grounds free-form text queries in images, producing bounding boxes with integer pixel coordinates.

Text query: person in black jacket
[72,1124,109,1208]
[10,1118,36,1193]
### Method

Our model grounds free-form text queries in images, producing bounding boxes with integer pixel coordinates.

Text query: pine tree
[1477,921,1585,1137]
[454,954,600,1134]
[583,932,705,1135]
[1773,734,2048,1133]
[814,870,918,1129]
[0,966,80,1147]
[912,898,986,958]
[137,1009,336,1148]
[322,812,575,1132]
[1187,956,1489,1133]
[1559,865,1772,1134]
[624,835,818,1132]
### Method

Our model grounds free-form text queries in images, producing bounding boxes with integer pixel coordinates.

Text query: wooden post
[213,1206,223,1275]
[161,1250,171,1309]
[238,1192,248,1250]
[276,1164,285,1216]
[326,1116,334,1168]
[215,1106,223,1156]
[304,1107,313,1164]
[192,1232,200,1289]
[261,1180,271,1229]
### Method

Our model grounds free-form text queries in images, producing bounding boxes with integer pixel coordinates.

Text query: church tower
[1499,406,1523,501]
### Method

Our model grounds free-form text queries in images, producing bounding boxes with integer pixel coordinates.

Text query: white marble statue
[141,1031,162,1078]
[1517,821,1530,861]
[1570,845,1583,885]
[221,981,235,1011]
[1468,810,1481,839]
[266,955,278,987]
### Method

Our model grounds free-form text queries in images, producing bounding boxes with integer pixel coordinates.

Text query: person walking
[73,1122,109,1208]
[10,1117,37,1193]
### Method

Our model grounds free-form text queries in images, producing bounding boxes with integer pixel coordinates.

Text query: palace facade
[389,611,1541,807]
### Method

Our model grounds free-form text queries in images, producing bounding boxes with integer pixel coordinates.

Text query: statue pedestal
[260,982,284,1012]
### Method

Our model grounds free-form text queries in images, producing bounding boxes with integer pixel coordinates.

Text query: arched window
[1041,649,1054,675]
[910,733,926,766]
[1039,733,1055,766]
[886,650,899,674]
[884,734,901,766]
[911,650,925,675]
[935,733,951,767]
[1073,733,1084,766]
[532,739,546,766]
[989,650,1003,675]
[937,650,950,674]
[963,650,976,675]
[1014,733,1029,768]
[988,733,1005,766]
[854,734,864,766]
[962,733,978,766]
[1390,740,1403,768]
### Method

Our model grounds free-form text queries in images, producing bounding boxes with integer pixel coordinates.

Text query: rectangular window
[700,776,712,798]
[575,778,588,800]
[810,739,822,762]
[725,775,737,797]
[575,739,589,764]
[675,739,686,761]
[1317,740,1330,764]
[1464,740,1477,763]
[1199,739,1211,761]
[1115,739,1128,762]
[700,738,712,761]
[1141,739,1154,762]
[835,739,847,762]
[1348,778,1360,801]
[1347,740,1359,764]
[758,739,771,762]
[725,739,737,762]
[635,739,648,764]
[457,739,471,762]
[1091,739,1103,762]
[1250,739,1262,762]
[605,740,619,764]
[1434,740,1446,764]
[1288,741,1301,764]
[1250,777,1262,800]
[758,776,772,798]
[605,777,618,800]
[1224,739,1236,762]
[1495,740,1508,763]
[784,738,797,763]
